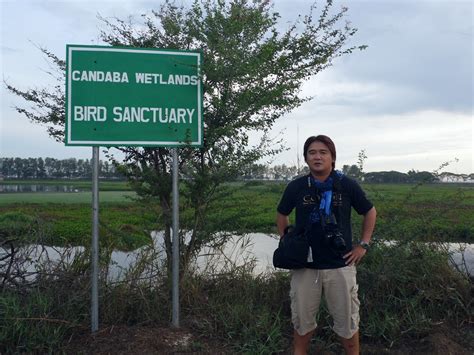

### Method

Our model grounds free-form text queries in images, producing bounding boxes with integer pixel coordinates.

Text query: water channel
[4,233,473,281]
[0,184,85,193]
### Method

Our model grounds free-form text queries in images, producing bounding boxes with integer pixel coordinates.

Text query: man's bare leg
[293,329,314,355]
[340,330,359,355]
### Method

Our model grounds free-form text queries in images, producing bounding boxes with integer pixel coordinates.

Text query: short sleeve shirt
[277,173,373,269]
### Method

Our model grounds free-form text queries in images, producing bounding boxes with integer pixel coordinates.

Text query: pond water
[3,233,473,281]
[0,184,85,193]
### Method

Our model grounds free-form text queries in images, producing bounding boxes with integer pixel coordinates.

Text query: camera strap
[307,170,344,226]
[331,171,343,226]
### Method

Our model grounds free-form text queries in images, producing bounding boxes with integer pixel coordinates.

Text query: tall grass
[358,241,471,342]
[1,236,471,353]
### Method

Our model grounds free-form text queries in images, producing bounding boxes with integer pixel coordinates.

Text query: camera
[323,224,346,252]
[320,213,346,252]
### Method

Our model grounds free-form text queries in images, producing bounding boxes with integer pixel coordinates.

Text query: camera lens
[332,236,346,251]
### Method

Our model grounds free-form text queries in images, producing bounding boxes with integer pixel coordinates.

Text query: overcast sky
[1,0,473,174]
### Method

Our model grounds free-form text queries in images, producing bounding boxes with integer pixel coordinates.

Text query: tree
[342,164,361,179]
[6,0,364,272]
[25,158,38,179]
[364,171,409,183]
[51,159,63,178]
[271,164,298,180]
[0,158,14,178]
[13,158,23,179]
[44,158,54,177]
[63,158,77,178]
[242,163,268,180]
[407,169,438,183]
[37,158,47,179]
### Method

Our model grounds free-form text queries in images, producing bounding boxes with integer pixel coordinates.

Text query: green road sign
[66,45,202,147]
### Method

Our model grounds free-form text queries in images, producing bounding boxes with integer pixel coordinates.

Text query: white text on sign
[71,71,198,86]
[74,106,195,124]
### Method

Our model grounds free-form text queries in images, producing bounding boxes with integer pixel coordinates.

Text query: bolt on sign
[66,45,203,147]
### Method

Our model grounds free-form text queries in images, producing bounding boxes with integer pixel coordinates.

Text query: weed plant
[0,241,91,353]
[1,289,71,352]
[358,240,472,343]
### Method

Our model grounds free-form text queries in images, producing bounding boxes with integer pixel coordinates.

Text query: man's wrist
[359,241,370,250]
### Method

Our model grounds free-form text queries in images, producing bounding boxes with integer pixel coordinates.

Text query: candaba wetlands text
[71,70,198,124]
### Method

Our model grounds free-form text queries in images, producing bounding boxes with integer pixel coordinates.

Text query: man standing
[276,135,376,355]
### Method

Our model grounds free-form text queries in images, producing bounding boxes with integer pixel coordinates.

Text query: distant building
[438,172,474,183]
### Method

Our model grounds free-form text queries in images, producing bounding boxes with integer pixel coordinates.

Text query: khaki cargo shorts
[290,266,360,339]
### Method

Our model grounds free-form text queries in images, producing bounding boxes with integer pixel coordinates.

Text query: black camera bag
[273,225,309,269]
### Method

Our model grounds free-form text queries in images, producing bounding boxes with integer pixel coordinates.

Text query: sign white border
[66,46,202,147]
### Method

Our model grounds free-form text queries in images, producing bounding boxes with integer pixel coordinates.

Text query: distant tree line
[0,157,124,179]
[364,170,438,183]
[241,164,306,181]
[1,158,472,183]
[241,163,473,183]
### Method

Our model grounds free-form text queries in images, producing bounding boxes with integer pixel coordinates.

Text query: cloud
[332,0,473,114]
[273,0,473,116]
[0,46,20,54]
[295,74,426,117]
[271,109,472,173]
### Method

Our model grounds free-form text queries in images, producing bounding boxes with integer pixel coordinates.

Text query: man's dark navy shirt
[277,172,373,269]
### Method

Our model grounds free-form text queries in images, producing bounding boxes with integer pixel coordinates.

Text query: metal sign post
[171,148,180,327]
[91,146,99,332]
[65,45,202,332]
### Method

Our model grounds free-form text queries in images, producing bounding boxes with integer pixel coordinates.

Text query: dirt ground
[62,325,230,354]
[62,324,473,354]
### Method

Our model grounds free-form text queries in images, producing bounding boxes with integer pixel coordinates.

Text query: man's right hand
[276,212,290,237]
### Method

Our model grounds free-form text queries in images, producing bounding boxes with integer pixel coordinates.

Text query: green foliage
[0,290,73,353]
[0,203,155,250]
[358,240,471,342]
[342,163,362,180]
[0,157,125,179]
[0,191,136,205]
[0,182,472,250]
[0,263,90,354]
[243,180,265,187]
[341,149,367,182]
[0,212,38,242]
[364,170,439,183]
[180,271,291,353]
[363,183,474,243]
[101,281,170,325]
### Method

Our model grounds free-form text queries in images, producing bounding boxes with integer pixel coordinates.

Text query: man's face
[305,141,334,176]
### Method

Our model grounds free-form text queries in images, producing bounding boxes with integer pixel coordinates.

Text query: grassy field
[0,191,136,204]
[1,180,473,249]
[203,181,474,242]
